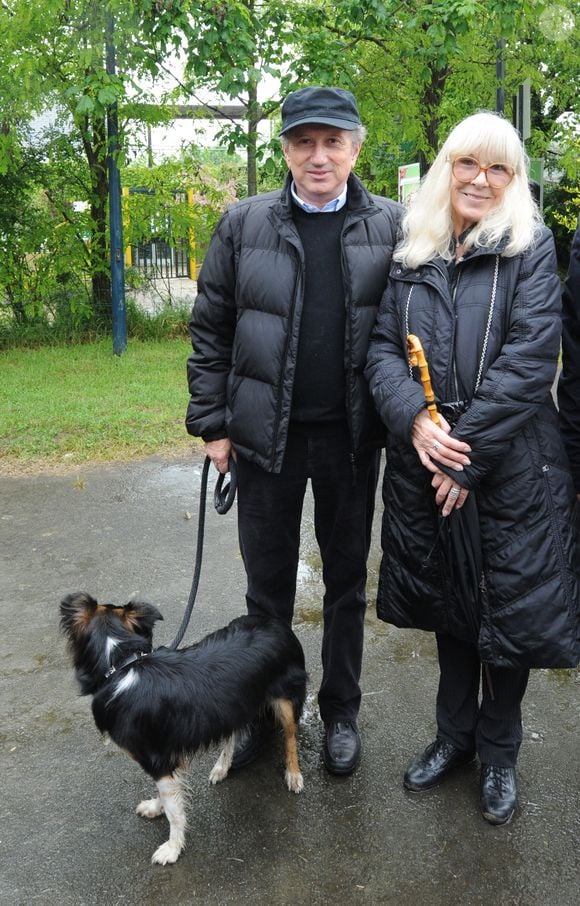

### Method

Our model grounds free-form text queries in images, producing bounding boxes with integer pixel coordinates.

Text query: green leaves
[75,95,94,116]
[97,86,119,107]
[0,0,577,310]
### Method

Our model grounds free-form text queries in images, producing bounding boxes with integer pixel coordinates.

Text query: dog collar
[104,651,149,680]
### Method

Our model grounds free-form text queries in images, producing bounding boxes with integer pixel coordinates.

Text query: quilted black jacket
[186,174,401,472]
[366,228,580,668]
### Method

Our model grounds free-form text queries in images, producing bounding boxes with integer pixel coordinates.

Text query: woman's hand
[431,470,470,516]
[411,409,471,474]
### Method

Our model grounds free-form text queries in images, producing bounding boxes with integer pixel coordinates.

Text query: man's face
[282,125,361,208]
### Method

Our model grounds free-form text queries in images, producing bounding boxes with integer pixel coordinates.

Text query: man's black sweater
[291,203,348,426]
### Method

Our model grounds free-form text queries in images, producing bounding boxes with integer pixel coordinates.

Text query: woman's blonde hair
[394,111,542,268]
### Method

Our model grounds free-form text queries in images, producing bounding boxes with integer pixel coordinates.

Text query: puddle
[294,528,324,624]
[296,533,322,591]
[363,619,439,662]
[134,461,204,499]
[295,605,323,626]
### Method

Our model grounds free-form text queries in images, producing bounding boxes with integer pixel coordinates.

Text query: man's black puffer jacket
[186,174,401,473]
[366,228,580,669]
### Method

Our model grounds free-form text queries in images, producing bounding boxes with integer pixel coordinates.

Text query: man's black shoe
[403,738,476,791]
[480,764,517,825]
[230,721,265,771]
[323,721,361,775]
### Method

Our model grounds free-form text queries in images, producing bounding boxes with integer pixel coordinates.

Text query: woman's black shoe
[480,764,517,825]
[404,738,476,791]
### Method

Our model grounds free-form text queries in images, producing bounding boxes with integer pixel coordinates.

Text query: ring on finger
[448,487,460,498]
[432,441,441,452]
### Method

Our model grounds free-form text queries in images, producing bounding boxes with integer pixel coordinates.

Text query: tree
[1,0,577,327]
[291,1,570,160]
[0,118,98,333]
[289,0,578,244]
[122,149,240,273]
[0,0,197,323]
[143,0,303,196]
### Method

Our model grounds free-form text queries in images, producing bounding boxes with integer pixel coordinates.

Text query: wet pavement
[1,452,579,906]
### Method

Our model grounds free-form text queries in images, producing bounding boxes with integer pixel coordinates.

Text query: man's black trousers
[236,428,381,724]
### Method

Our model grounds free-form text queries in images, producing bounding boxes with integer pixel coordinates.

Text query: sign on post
[398,162,421,203]
[528,157,544,211]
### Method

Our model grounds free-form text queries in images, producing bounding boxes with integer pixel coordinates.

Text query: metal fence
[124,186,194,280]
[130,237,190,279]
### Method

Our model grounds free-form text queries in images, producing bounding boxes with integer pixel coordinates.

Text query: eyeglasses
[451,157,515,188]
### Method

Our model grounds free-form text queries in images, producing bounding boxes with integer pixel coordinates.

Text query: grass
[0,338,201,472]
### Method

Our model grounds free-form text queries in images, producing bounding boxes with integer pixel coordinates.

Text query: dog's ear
[60,592,99,636]
[122,599,164,637]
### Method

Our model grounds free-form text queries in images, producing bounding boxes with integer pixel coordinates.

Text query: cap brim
[279,115,360,135]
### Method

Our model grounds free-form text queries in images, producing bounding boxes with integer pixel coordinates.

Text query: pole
[106,13,127,356]
[147,124,154,168]
[187,188,197,281]
[496,38,505,114]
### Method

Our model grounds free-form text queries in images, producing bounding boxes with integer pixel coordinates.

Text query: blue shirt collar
[290,181,348,213]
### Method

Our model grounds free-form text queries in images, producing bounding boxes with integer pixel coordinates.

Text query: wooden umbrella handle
[407,334,441,425]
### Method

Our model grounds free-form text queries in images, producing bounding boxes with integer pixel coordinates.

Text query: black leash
[169,455,237,649]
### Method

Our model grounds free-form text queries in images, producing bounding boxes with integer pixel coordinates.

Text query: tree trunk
[85,114,112,327]
[420,64,449,169]
[246,76,260,197]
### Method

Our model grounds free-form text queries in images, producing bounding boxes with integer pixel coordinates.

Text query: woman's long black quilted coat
[366,228,580,669]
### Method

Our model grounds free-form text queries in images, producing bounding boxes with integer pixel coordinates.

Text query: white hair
[395,111,542,268]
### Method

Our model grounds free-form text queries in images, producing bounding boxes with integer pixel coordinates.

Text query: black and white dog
[60,592,307,865]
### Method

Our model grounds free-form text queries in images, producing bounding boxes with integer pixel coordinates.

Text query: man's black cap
[279,86,361,135]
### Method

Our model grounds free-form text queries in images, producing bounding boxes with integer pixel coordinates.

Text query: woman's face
[450,154,508,236]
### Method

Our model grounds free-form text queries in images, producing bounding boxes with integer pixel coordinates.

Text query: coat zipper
[340,218,357,484]
[405,260,459,402]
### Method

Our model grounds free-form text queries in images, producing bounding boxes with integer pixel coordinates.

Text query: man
[186,86,400,775]
[558,216,580,501]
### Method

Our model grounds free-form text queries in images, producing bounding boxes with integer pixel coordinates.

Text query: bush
[125,298,190,341]
[0,295,190,349]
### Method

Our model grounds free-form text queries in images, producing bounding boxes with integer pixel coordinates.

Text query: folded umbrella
[407,335,493,694]
[438,493,482,643]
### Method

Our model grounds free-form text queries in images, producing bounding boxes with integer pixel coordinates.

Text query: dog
[60,592,307,865]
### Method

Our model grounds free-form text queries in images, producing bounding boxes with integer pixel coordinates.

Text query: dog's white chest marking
[109,668,139,699]
[105,636,119,661]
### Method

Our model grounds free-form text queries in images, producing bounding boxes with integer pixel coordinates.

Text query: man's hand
[204,438,234,474]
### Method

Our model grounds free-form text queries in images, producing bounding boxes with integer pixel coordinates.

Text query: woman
[366,112,579,826]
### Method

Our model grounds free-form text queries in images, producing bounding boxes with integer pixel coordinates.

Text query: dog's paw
[285,770,304,794]
[208,762,229,785]
[151,840,182,865]
[136,797,164,819]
